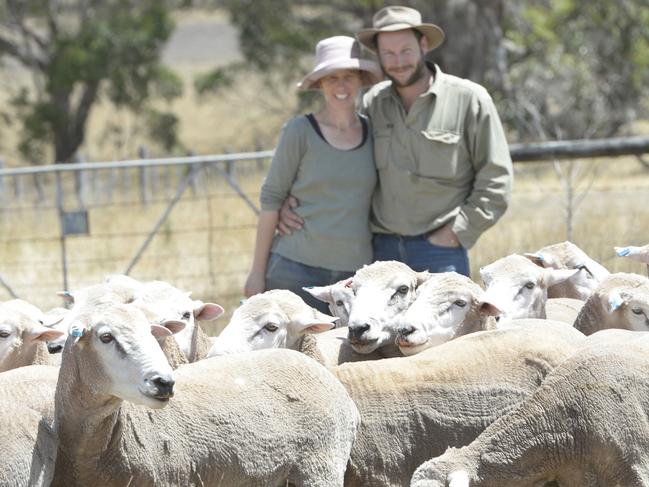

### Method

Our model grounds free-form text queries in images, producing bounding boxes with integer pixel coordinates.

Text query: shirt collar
[427,62,445,96]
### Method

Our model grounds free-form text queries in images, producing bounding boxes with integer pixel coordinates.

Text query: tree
[502,0,649,141]
[0,0,182,164]
[207,0,648,143]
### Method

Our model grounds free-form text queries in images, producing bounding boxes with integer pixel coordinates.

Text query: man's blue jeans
[265,253,354,314]
[372,233,470,276]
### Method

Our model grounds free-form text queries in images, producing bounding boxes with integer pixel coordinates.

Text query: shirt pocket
[372,127,392,170]
[415,128,461,179]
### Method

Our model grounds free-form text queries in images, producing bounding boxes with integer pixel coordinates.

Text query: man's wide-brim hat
[356,6,445,53]
[297,36,383,91]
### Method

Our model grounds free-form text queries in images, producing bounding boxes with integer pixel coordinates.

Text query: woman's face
[319,69,363,109]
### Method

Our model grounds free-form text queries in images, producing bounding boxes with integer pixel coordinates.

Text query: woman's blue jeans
[265,253,354,314]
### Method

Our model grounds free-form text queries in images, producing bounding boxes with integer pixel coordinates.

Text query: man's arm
[452,90,513,249]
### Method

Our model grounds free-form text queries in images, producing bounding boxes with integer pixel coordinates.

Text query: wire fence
[1,142,649,330]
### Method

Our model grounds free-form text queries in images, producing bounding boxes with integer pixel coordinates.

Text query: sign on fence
[61,210,89,236]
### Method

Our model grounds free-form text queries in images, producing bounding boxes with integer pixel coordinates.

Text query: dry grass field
[1,9,648,334]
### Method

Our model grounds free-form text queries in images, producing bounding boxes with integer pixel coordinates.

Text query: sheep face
[303,278,354,326]
[347,261,428,353]
[0,307,64,372]
[208,290,336,356]
[480,254,580,322]
[607,287,649,331]
[67,304,176,409]
[395,273,494,356]
[524,241,609,300]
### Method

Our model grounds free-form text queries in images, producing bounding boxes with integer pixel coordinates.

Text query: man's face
[376,29,427,88]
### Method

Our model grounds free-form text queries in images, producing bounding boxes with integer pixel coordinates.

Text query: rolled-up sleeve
[260,118,305,211]
[452,90,513,249]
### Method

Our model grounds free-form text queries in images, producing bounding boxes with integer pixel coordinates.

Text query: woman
[244,35,382,312]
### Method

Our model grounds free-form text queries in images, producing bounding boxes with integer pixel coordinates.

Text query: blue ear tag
[69,326,84,338]
[537,253,546,263]
[609,294,624,312]
[239,299,246,305]
[616,247,631,257]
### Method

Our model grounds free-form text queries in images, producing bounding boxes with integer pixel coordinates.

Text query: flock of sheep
[2,240,649,486]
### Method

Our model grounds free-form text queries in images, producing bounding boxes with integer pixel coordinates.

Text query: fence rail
[1,136,649,327]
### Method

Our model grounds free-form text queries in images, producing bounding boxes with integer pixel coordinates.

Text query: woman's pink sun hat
[297,36,383,91]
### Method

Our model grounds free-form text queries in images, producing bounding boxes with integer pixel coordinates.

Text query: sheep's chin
[398,341,432,356]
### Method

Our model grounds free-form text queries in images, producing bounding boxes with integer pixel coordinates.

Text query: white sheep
[394,272,499,355]
[303,278,354,326]
[480,254,582,323]
[0,301,64,372]
[296,326,391,367]
[347,260,429,355]
[410,328,649,487]
[0,364,59,487]
[50,302,359,486]
[330,321,585,486]
[54,278,224,363]
[208,289,336,356]
[524,240,610,299]
[573,272,649,335]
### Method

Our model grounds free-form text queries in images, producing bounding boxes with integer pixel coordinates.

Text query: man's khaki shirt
[361,64,513,249]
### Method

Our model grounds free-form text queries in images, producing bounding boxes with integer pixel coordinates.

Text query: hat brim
[297,59,383,91]
[356,23,445,53]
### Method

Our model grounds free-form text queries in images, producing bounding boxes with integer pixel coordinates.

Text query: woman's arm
[244,210,279,297]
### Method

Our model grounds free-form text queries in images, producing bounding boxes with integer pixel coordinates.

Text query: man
[280,6,513,276]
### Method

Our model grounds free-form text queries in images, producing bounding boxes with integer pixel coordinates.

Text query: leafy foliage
[0,0,182,163]
[211,0,648,141]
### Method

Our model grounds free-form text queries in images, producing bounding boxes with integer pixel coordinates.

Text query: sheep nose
[47,343,63,354]
[348,323,370,341]
[152,375,175,398]
[397,325,415,337]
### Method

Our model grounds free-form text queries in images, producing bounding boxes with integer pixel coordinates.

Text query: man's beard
[385,57,427,88]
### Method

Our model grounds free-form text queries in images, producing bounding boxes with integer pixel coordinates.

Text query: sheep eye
[632,308,643,315]
[335,300,344,307]
[264,324,278,332]
[182,311,191,320]
[454,299,467,308]
[524,282,535,290]
[0,330,10,338]
[397,285,409,295]
[99,333,114,344]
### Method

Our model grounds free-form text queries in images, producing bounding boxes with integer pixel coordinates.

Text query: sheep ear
[416,271,432,286]
[293,310,337,334]
[161,320,186,335]
[151,324,173,338]
[57,291,75,305]
[302,285,333,303]
[43,314,65,327]
[544,267,581,287]
[607,291,626,313]
[479,301,502,317]
[193,302,224,321]
[479,268,493,286]
[27,325,65,342]
[523,252,545,267]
